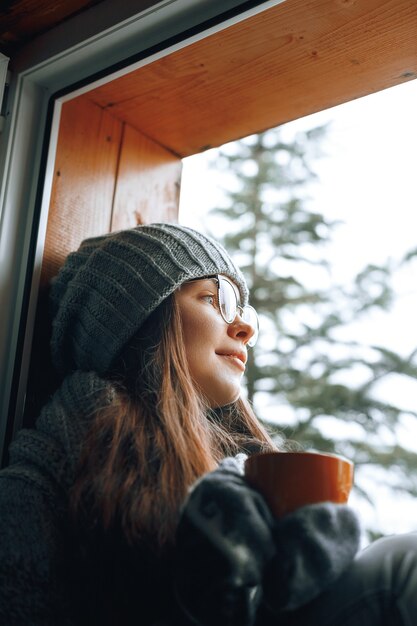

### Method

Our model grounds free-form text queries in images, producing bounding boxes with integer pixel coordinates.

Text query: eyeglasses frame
[184,274,259,347]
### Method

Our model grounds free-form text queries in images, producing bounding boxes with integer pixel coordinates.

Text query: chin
[208,388,241,409]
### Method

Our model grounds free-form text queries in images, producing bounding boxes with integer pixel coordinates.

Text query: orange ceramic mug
[244,451,354,519]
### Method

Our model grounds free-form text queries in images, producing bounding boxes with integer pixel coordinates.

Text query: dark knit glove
[262,502,361,614]
[174,455,275,626]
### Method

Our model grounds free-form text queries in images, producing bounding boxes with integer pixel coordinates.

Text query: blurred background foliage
[204,127,417,539]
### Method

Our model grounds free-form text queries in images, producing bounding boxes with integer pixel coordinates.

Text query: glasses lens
[218,277,237,323]
[242,305,259,347]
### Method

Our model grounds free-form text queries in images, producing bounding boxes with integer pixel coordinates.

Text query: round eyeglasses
[187,274,259,347]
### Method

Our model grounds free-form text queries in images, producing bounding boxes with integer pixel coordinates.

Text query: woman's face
[175,276,255,407]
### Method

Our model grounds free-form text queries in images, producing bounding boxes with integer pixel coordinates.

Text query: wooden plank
[41,96,122,286]
[24,96,122,422]
[111,124,182,231]
[86,0,417,157]
[26,99,182,426]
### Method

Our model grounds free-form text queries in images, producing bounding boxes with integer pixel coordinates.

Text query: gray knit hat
[50,223,248,375]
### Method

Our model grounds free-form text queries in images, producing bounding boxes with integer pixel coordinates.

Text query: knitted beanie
[49,223,248,376]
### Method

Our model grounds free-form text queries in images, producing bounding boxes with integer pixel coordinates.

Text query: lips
[216,350,247,371]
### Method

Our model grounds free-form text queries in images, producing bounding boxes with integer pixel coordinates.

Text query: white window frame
[0,0,286,460]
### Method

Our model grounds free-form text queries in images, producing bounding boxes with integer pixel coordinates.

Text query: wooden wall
[25,95,182,424]
[41,96,182,287]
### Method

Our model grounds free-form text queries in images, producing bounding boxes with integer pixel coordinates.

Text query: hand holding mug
[245,451,360,614]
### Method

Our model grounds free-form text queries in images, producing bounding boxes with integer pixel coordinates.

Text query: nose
[227,312,255,345]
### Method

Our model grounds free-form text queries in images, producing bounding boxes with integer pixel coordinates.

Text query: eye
[202,294,215,305]
[201,292,219,309]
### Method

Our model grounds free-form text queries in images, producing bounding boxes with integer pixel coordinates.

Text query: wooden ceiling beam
[81,0,417,157]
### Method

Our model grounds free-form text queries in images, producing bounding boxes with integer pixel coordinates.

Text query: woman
[0,223,416,625]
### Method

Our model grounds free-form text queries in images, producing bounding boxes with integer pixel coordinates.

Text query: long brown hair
[69,293,276,551]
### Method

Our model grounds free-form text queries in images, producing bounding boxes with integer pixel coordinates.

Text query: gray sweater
[0,372,114,624]
[0,371,360,625]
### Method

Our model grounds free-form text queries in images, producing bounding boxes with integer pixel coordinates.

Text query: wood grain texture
[86,0,417,157]
[111,125,182,231]
[41,97,122,286]
[26,96,181,424]
[27,94,122,423]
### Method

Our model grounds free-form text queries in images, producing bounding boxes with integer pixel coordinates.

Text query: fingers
[174,465,277,625]
[263,503,361,613]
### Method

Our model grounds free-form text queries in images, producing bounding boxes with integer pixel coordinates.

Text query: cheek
[180,306,219,352]
[183,333,243,406]
[177,299,243,405]
[181,317,217,368]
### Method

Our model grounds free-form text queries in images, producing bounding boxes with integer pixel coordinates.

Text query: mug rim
[245,450,353,467]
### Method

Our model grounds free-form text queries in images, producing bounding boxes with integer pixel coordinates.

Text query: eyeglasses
[187,274,259,347]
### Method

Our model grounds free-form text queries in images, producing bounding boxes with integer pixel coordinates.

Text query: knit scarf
[7,371,115,497]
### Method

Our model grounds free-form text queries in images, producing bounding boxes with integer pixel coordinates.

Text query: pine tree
[206,127,417,532]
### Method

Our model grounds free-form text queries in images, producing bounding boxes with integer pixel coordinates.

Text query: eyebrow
[185,276,218,286]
